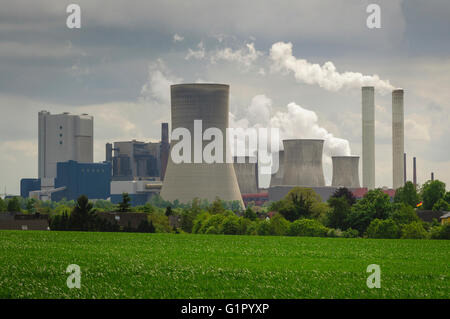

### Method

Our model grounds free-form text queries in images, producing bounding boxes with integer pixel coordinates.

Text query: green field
[0,230,448,298]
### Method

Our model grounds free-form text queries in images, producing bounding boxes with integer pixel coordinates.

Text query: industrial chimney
[392,89,405,189]
[160,122,169,180]
[270,150,284,187]
[160,84,243,206]
[233,156,258,194]
[282,139,325,187]
[362,87,375,189]
[413,157,417,187]
[331,156,361,188]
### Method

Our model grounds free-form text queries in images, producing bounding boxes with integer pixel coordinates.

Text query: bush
[288,219,328,237]
[269,213,290,236]
[192,212,210,234]
[342,228,359,238]
[221,215,240,235]
[327,228,343,238]
[430,224,450,239]
[401,222,428,239]
[366,219,400,239]
[243,207,257,221]
[391,203,419,225]
[205,226,219,234]
[199,214,226,234]
[257,220,272,236]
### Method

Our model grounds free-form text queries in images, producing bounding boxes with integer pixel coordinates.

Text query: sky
[0,0,449,195]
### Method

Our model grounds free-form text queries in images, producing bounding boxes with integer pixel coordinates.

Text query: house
[439,212,450,225]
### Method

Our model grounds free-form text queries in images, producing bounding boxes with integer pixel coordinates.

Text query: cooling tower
[331,156,361,188]
[270,150,284,187]
[392,89,405,189]
[233,156,258,194]
[160,84,243,206]
[362,86,375,189]
[282,139,325,187]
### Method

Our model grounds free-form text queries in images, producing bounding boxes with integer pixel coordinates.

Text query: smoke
[270,42,394,93]
[230,94,351,159]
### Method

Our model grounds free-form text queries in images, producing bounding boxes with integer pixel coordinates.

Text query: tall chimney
[403,153,407,185]
[392,89,405,189]
[160,122,169,181]
[362,87,375,190]
[413,157,417,187]
[431,172,434,181]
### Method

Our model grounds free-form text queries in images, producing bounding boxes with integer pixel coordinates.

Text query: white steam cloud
[230,94,351,160]
[270,42,394,93]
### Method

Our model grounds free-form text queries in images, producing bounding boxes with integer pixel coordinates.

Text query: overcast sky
[0,0,449,195]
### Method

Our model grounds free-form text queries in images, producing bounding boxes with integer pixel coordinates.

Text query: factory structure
[20,82,426,208]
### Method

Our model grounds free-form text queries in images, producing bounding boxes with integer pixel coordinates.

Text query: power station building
[160,83,243,206]
[38,111,94,179]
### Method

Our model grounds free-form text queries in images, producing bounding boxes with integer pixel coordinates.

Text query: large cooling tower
[282,139,325,187]
[160,84,243,206]
[362,86,375,189]
[233,156,258,194]
[331,156,361,188]
[270,150,284,187]
[392,89,404,189]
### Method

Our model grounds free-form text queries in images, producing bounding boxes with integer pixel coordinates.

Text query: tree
[209,197,226,215]
[326,196,351,229]
[391,203,419,225]
[401,222,428,239]
[165,206,173,217]
[432,199,450,212]
[118,193,131,212]
[345,189,393,234]
[330,187,356,206]
[221,215,240,235]
[269,213,290,236]
[366,218,400,239]
[278,187,322,222]
[70,195,97,231]
[7,197,21,212]
[394,181,420,208]
[0,197,6,212]
[421,180,446,210]
[243,207,257,221]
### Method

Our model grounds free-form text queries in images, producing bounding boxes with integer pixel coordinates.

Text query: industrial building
[362,87,375,190]
[38,111,93,180]
[160,83,243,206]
[106,123,169,182]
[331,156,360,188]
[51,161,111,202]
[282,139,325,187]
[233,156,258,194]
[110,180,162,206]
[392,89,405,189]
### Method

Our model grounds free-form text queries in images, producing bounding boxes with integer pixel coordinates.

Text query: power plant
[392,89,405,189]
[282,139,325,187]
[21,83,426,207]
[362,86,375,190]
[160,84,243,206]
[331,156,360,188]
[233,156,258,194]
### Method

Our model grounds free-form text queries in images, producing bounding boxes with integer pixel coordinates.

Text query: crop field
[0,230,448,299]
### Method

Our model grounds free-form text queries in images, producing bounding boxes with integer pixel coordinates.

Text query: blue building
[20,178,41,198]
[52,161,111,201]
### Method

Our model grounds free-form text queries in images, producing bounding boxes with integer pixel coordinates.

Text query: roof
[439,212,450,219]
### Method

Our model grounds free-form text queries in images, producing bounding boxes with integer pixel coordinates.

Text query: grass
[0,230,448,298]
